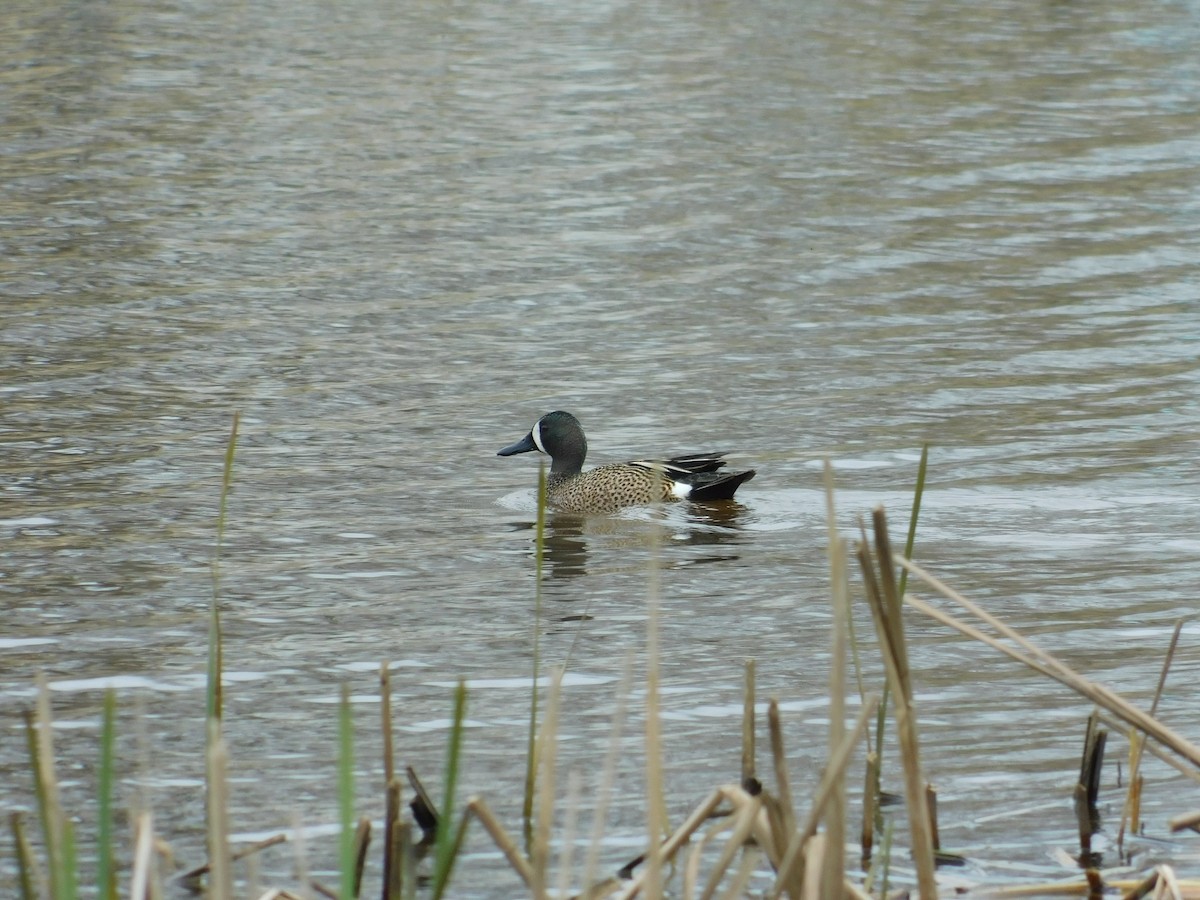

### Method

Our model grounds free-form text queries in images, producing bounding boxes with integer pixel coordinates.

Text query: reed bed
[9,429,1200,898]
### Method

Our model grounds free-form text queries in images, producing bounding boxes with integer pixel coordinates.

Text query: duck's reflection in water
[505,501,752,586]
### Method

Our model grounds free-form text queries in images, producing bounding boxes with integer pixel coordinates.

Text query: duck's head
[497,410,587,474]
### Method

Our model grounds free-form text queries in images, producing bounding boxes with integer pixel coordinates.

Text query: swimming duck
[497,410,755,513]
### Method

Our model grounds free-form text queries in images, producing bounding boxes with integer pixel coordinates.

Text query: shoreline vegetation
[11,419,1200,898]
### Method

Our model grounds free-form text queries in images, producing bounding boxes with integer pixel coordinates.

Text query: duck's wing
[625,452,729,477]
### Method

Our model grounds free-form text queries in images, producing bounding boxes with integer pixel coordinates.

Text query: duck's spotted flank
[498,411,756,514]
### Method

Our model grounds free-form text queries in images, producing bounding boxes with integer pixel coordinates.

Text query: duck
[497,410,755,513]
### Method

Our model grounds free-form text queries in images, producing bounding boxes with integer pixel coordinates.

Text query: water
[3,0,1200,893]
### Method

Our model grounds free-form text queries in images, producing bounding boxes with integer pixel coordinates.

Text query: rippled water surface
[3,0,1200,894]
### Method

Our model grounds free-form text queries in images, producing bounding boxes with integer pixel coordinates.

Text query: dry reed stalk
[1078,712,1106,813]
[205,721,234,900]
[1120,620,1183,847]
[1154,865,1183,900]
[180,833,290,882]
[465,796,535,887]
[699,793,765,900]
[925,784,940,852]
[130,811,155,900]
[824,518,850,899]
[380,663,395,784]
[743,659,757,787]
[32,675,65,896]
[895,558,1200,770]
[581,651,635,893]
[1095,714,1200,786]
[767,700,797,840]
[800,833,825,900]
[577,876,623,899]
[973,883,1110,897]
[771,695,880,898]
[861,751,878,861]
[532,668,565,898]
[1073,783,1094,863]
[683,810,737,899]
[9,811,41,900]
[857,510,938,900]
[555,768,584,899]
[352,818,372,898]
[1168,810,1200,833]
[289,810,313,900]
[617,786,737,899]
[384,779,403,900]
[380,662,399,899]
[717,847,763,900]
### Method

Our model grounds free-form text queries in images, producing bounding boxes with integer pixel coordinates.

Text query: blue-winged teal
[498,411,756,513]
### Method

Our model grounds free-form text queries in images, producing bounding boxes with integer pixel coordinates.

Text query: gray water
[3,0,1200,894]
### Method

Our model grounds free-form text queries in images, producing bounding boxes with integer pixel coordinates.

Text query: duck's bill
[497,432,538,456]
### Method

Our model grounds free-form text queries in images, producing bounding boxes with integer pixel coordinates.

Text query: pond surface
[3,0,1200,894]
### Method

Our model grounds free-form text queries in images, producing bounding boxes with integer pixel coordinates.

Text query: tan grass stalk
[1155,865,1183,900]
[860,751,878,861]
[858,510,937,900]
[576,876,623,899]
[743,660,757,786]
[380,663,395,784]
[33,675,65,896]
[581,651,635,893]
[180,833,289,883]
[617,787,731,899]
[767,700,797,840]
[699,794,764,900]
[290,810,313,900]
[1095,715,1200,786]
[532,667,564,898]
[384,778,404,900]
[895,559,1200,769]
[800,833,825,900]
[205,720,234,900]
[1120,620,1184,846]
[717,847,763,900]
[771,695,880,898]
[1168,810,1200,833]
[824,523,850,899]
[130,811,155,900]
[467,796,534,887]
[555,768,584,900]
[683,810,736,899]
[9,811,41,900]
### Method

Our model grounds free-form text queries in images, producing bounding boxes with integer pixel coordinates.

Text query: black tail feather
[686,468,756,501]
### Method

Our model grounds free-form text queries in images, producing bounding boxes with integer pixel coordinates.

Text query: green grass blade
[338,683,356,900]
[431,680,468,900]
[97,689,116,900]
[61,817,77,900]
[897,442,929,598]
[523,463,547,850]
[208,411,240,723]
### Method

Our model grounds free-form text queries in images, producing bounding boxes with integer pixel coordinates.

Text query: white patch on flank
[670,481,692,499]
[531,418,546,453]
